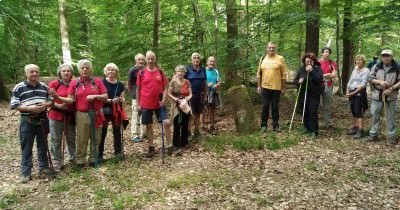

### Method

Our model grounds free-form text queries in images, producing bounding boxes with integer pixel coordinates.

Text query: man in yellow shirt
[257,42,287,132]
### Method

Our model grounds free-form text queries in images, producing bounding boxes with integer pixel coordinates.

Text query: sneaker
[347,126,359,135]
[131,136,142,142]
[20,175,31,183]
[146,146,156,158]
[365,135,378,142]
[310,132,318,139]
[353,129,364,139]
[260,126,267,133]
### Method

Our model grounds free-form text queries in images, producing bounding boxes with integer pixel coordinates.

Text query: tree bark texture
[226,85,258,133]
[59,0,72,64]
[305,0,320,55]
[225,0,240,87]
[342,0,354,93]
[153,0,160,53]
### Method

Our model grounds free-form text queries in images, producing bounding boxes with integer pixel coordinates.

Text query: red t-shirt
[136,67,168,109]
[319,59,338,87]
[67,77,107,112]
[48,80,75,121]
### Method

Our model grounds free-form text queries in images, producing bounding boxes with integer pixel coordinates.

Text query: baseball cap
[381,49,393,56]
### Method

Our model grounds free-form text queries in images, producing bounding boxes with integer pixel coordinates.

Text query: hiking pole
[301,72,310,124]
[383,95,389,145]
[62,116,66,167]
[89,102,99,169]
[289,82,303,133]
[160,107,165,164]
[41,119,55,176]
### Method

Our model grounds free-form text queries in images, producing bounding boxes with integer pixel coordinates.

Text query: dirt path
[1,93,400,209]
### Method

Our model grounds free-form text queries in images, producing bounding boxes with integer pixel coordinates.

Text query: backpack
[74,77,98,100]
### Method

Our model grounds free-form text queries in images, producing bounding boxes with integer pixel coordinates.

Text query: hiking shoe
[167,146,175,156]
[210,126,218,135]
[347,126,359,135]
[114,153,125,160]
[131,136,142,143]
[194,129,201,136]
[39,168,53,176]
[388,137,398,145]
[273,127,282,133]
[73,163,85,171]
[365,135,378,142]
[260,126,267,133]
[146,146,156,158]
[353,129,364,139]
[20,175,31,183]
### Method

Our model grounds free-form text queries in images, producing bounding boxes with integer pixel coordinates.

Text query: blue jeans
[20,118,50,176]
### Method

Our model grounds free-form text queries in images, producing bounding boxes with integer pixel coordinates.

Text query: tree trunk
[59,0,72,64]
[226,85,258,133]
[225,0,240,87]
[212,0,219,59]
[267,0,272,42]
[0,77,10,101]
[342,0,354,93]
[153,0,160,53]
[305,0,320,54]
[335,0,342,95]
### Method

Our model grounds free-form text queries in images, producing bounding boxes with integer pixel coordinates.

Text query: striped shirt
[10,81,53,113]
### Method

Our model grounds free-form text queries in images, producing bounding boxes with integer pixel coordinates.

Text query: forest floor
[1,89,400,209]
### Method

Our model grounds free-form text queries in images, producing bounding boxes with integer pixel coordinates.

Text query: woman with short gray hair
[48,63,76,172]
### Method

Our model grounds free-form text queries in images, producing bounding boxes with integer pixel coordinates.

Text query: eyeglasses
[382,54,392,58]
[193,57,200,60]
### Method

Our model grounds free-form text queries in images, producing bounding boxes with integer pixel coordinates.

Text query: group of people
[258,42,399,145]
[11,51,221,183]
[11,41,399,184]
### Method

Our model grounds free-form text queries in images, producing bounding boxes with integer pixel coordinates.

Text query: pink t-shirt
[136,67,168,109]
[319,59,338,87]
[67,77,107,112]
[48,80,75,121]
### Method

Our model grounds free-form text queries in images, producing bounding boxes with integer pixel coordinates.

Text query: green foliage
[0,0,399,84]
[0,191,18,209]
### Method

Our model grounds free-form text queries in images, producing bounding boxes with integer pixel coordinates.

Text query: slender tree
[342,0,354,93]
[59,0,72,64]
[153,0,160,53]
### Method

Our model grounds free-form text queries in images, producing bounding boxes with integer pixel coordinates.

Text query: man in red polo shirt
[136,51,173,157]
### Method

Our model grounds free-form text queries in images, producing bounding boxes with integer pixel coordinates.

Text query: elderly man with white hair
[11,64,53,183]
[367,49,400,145]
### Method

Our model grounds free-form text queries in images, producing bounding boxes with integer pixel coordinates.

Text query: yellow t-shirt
[256,54,287,90]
